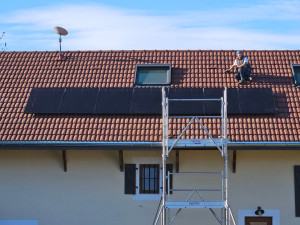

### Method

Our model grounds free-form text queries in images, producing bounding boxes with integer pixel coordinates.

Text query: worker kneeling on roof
[225,51,252,85]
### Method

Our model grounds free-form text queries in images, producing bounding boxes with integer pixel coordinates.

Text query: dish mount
[53,26,68,60]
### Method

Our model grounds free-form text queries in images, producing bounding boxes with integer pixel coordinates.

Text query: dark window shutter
[125,164,136,194]
[166,164,173,194]
[295,166,300,216]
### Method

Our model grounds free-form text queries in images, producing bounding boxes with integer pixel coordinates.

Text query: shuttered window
[294,166,300,216]
[124,163,173,196]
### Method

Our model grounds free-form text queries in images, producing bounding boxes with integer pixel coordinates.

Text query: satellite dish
[53,26,68,36]
[53,26,68,59]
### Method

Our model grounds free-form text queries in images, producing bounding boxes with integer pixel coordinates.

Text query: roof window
[134,64,171,86]
[291,64,300,87]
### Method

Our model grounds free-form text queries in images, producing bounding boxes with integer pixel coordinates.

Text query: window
[134,64,171,86]
[291,64,300,87]
[124,163,173,199]
[139,164,160,194]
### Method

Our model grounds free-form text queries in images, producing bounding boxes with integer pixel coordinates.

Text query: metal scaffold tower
[153,87,236,225]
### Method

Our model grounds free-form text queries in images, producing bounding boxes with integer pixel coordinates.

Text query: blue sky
[1,0,300,51]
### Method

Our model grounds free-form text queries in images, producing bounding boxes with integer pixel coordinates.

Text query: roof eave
[0,141,300,151]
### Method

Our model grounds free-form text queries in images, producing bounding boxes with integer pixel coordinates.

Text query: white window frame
[133,163,162,200]
[238,209,280,225]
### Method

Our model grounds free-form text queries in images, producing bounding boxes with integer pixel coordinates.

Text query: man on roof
[225,50,252,85]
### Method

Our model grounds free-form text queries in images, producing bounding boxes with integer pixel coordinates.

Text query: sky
[1,0,300,51]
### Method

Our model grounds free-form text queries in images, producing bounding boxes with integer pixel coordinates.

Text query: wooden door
[245,217,272,225]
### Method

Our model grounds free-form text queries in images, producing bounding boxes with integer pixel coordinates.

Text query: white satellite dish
[53,26,68,36]
[53,26,68,57]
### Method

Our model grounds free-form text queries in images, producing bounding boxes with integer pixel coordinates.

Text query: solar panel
[59,88,98,114]
[24,88,39,113]
[238,88,276,114]
[95,88,133,114]
[25,88,65,114]
[203,88,223,114]
[227,88,240,114]
[259,88,277,114]
[131,88,162,114]
[169,88,204,115]
[24,87,276,115]
[239,89,255,114]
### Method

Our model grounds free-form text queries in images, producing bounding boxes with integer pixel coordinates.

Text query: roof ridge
[1,49,300,54]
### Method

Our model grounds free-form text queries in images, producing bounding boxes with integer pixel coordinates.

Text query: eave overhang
[0,141,300,150]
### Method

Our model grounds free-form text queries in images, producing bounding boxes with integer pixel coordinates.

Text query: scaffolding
[153,87,236,225]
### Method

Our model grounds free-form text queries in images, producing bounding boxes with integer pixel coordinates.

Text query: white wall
[0,150,299,225]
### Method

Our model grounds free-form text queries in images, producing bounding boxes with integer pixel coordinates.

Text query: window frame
[291,64,300,87]
[133,163,163,200]
[123,163,173,200]
[139,164,160,194]
[134,64,171,86]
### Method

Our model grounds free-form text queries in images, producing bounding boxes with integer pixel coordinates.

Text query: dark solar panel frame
[203,88,223,115]
[168,88,204,115]
[95,88,133,114]
[256,88,277,114]
[59,88,98,114]
[227,88,240,114]
[238,88,277,115]
[25,88,65,114]
[131,88,162,114]
[24,87,277,115]
[24,88,39,113]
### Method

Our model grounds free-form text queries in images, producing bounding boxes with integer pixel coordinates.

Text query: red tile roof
[0,50,299,143]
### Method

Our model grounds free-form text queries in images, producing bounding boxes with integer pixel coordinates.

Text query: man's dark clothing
[234,56,252,81]
[235,67,251,81]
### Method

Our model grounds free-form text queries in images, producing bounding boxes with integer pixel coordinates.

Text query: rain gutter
[228,141,300,150]
[0,141,300,150]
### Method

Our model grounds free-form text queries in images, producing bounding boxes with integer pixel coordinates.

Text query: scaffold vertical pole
[223,87,229,225]
[161,87,168,225]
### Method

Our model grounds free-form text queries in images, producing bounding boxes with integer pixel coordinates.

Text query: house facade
[0,50,300,225]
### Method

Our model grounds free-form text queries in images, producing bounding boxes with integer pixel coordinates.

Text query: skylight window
[134,64,171,86]
[291,64,300,87]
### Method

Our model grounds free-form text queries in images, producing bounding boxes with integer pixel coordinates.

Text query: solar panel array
[25,88,277,115]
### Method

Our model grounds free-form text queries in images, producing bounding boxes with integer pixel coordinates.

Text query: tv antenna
[53,26,68,59]
[0,32,6,51]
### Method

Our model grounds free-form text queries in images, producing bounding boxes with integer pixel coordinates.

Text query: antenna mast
[53,26,68,60]
[0,32,6,51]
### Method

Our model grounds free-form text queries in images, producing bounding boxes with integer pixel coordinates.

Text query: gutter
[0,141,162,150]
[228,141,300,150]
[0,141,300,150]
